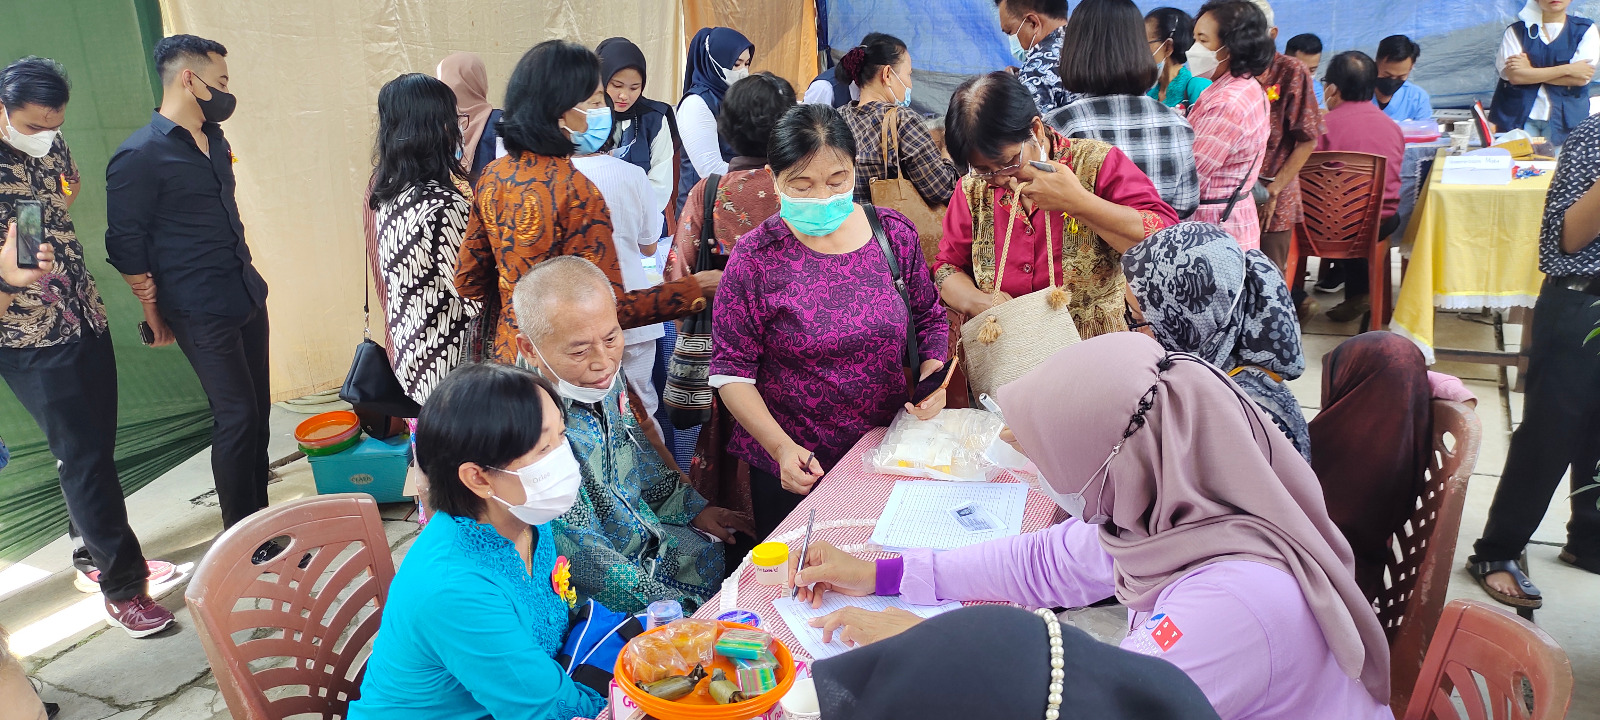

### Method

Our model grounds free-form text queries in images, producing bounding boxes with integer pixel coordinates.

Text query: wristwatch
[0,277,31,295]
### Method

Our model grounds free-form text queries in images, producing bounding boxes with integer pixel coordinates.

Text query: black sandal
[1467,559,1543,609]
[1558,549,1600,575]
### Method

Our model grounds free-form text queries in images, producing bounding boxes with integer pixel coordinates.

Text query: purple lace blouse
[710,209,949,476]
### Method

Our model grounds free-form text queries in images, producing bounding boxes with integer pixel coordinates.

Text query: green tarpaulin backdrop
[0,0,213,563]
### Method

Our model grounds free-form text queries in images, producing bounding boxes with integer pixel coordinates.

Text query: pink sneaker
[105,595,175,638]
[75,560,177,594]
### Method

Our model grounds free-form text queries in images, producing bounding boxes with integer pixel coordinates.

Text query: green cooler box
[308,434,411,503]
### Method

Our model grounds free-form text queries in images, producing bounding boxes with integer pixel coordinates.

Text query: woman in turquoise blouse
[1147,7,1213,110]
[350,363,606,720]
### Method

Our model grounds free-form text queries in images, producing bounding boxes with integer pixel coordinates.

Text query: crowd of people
[1,0,1599,718]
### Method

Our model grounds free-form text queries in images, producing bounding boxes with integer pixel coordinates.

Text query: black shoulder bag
[340,240,421,436]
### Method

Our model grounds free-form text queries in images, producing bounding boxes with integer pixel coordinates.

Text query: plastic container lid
[295,411,360,446]
[750,542,788,568]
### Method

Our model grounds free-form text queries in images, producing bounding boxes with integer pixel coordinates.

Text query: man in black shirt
[106,35,271,529]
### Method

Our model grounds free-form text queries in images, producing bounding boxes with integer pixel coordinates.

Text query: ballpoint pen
[792,508,816,600]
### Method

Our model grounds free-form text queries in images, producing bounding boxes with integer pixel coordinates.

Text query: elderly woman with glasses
[935,72,1177,339]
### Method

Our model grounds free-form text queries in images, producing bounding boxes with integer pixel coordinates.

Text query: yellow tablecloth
[1391,150,1550,363]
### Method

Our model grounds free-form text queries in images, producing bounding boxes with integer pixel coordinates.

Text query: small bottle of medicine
[646,599,684,629]
[751,542,789,586]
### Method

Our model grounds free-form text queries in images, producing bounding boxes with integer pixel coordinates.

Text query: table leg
[1512,306,1533,393]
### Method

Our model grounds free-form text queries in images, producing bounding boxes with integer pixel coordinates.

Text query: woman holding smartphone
[710,104,949,540]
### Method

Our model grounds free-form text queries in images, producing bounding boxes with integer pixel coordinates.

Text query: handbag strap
[880,108,900,181]
[698,173,721,265]
[992,187,1059,302]
[865,204,918,369]
[362,226,372,341]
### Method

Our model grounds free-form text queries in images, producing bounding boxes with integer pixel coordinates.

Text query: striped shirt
[1188,72,1271,251]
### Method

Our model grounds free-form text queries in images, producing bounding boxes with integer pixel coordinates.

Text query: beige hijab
[437,52,493,174]
[996,332,1390,704]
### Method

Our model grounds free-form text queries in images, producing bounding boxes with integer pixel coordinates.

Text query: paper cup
[780,677,821,720]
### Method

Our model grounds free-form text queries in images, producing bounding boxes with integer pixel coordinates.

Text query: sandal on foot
[1467,559,1543,609]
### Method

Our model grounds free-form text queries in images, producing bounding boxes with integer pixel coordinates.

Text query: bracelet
[0,277,32,295]
[1035,607,1065,720]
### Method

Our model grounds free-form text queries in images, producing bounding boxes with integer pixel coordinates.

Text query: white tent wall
[158,0,685,400]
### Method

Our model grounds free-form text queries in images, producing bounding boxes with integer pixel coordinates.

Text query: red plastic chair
[186,494,396,719]
[1287,151,1391,331]
[1383,400,1482,714]
[1403,600,1573,720]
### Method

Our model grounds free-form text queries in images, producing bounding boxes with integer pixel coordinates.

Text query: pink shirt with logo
[895,519,1393,720]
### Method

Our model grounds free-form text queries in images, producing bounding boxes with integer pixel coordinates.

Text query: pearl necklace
[1035,607,1065,720]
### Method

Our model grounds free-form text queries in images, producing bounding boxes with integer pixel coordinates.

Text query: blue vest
[469,109,502,184]
[1489,17,1594,145]
[615,99,676,174]
[675,92,735,215]
[814,66,852,108]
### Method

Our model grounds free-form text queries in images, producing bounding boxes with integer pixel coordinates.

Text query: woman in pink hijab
[436,52,501,185]
[790,333,1392,720]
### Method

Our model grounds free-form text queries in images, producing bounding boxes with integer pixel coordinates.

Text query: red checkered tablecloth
[590,427,1057,719]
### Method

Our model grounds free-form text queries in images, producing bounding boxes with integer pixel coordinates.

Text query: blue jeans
[1524,118,1551,142]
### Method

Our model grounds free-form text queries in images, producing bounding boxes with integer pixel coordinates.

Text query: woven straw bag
[959,192,1082,399]
[868,109,946,265]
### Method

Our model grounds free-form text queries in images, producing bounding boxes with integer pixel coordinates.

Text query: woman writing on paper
[934,72,1175,338]
[710,104,949,540]
[788,333,1393,720]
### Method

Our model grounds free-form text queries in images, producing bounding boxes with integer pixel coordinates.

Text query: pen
[792,508,816,600]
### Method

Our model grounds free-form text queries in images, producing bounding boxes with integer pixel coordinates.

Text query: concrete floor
[0,298,1595,719]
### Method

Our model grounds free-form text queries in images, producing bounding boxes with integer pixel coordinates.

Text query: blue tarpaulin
[822,0,1600,113]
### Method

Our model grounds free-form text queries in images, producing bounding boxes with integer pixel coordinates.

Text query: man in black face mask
[1373,34,1433,123]
[106,34,272,533]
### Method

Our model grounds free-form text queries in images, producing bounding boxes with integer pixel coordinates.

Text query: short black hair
[1376,34,1421,64]
[718,71,796,158]
[370,73,466,209]
[1060,0,1158,96]
[945,72,1038,171]
[153,34,228,86]
[501,40,600,158]
[1285,33,1322,57]
[1145,7,1197,65]
[995,0,1070,21]
[416,363,562,520]
[1324,50,1377,103]
[1197,1,1274,78]
[767,103,857,178]
[0,57,70,112]
[837,33,909,87]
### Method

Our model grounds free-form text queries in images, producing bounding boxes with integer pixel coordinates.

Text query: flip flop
[1467,559,1543,609]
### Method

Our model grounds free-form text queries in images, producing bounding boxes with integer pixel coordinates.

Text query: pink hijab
[996,332,1390,704]
[437,52,493,174]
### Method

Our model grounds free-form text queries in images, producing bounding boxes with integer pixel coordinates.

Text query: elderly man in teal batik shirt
[510,256,751,614]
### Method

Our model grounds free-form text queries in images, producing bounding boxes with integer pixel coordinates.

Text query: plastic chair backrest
[185,494,396,719]
[1384,400,1482,713]
[1297,151,1388,260]
[1403,600,1573,720]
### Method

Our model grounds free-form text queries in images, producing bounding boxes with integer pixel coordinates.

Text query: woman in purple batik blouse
[710,104,950,540]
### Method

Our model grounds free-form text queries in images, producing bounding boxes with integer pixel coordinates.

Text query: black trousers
[0,330,148,601]
[750,467,807,542]
[164,306,271,528]
[1334,214,1404,298]
[1473,281,1600,563]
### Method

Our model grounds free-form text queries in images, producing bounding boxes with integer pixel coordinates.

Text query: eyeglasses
[968,140,1038,180]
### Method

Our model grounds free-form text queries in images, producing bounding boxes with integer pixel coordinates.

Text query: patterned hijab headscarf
[1122,221,1311,458]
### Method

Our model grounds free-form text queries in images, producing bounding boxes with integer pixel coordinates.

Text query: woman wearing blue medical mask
[455,40,714,365]
[351,363,607,720]
[837,32,958,220]
[710,104,951,539]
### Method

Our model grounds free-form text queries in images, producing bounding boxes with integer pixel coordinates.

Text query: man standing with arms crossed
[106,35,272,534]
[0,57,175,638]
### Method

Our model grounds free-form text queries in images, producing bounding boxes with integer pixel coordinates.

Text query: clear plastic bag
[868,409,1006,482]
[661,618,720,667]
[624,633,691,684]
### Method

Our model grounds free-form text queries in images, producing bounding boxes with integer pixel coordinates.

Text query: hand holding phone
[910,356,959,406]
[14,200,42,270]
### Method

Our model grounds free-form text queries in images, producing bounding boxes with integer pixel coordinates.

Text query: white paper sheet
[772,594,963,660]
[868,480,1029,551]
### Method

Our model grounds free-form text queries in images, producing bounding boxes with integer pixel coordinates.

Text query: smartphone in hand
[910,356,958,406]
[14,200,42,269]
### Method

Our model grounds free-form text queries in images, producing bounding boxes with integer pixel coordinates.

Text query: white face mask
[528,340,619,404]
[2,110,56,159]
[1043,442,1118,525]
[489,443,584,526]
[725,66,750,85]
[1187,45,1220,79]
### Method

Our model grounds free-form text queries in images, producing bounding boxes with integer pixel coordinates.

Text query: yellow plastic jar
[751,542,790,586]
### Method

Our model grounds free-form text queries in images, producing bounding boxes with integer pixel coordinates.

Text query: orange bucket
[294,411,360,448]
[614,621,797,720]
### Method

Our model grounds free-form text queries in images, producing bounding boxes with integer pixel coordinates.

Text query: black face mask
[1375,77,1405,96]
[192,76,237,123]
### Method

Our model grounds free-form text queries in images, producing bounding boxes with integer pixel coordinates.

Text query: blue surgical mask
[891,70,913,108]
[1007,32,1027,64]
[779,189,855,236]
[568,106,613,155]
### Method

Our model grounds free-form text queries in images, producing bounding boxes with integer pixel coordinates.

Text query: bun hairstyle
[836,32,909,87]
